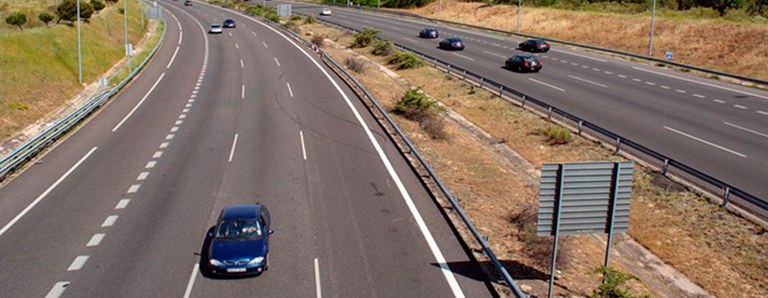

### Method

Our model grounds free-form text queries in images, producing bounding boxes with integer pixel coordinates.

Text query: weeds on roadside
[351,27,379,48]
[388,52,424,69]
[540,125,572,145]
[345,57,366,73]
[372,39,395,56]
[395,88,447,139]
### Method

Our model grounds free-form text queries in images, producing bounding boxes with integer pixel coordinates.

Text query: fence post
[614,137,621,154]
[500,86,504,97]
[577,121,583,135]
[462,70,467,81]
[662,159,669,176]
[522,95,526,108]
[480,77,484,88]
[547,107,553,120]
[446,64,451,73]
[723,187,731,208]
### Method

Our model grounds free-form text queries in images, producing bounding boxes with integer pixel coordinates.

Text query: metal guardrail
[234,9,528,297]
[309,17,768,221]
[0,14,166,182]
[319,2,768,86]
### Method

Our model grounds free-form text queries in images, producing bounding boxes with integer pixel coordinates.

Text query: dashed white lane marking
[633,66,768,100]
[287,82,294,97]
[632,78,642,82]
[403,37,419,43]
[171,126,179,133]
[127,184,141,194]
[604,71,613,75]
[529,78,565,92]
[67,256,89,271]
[263,41,268,48]
[734,104,747,109]
[228,133,239,162]
[86,234,105,247]
[242,85,245,99]
[314,258,322,298]
[645,82,656,86]
[0,147,97,238]
[581,65,590,69]
[175,120,184,125]
[166,134,175,140]
[137,172,150,180]
[570,62,578,66]
[552,49,607,62]
[618,74,627,78]
[592,68,601,72]
[186,103,192,108]
[251,31,257,36]
[192,90,198,94]
[112,73,166,132]
[153,151,163,158]
[45,281,70,298]
[664,126,746,158]
[190,94,197,98]
[482,50,507,59]
[560,60,567,63]
[693,94,706,98]
[300,131,307,161]
[661,85,671,89]
[183,108,189,113]
[452,53,475,61]
[274,57,281,66]
[568,75,607,88]
[240,59,244,68]
[115,199,130,210]
[228,32,233,37]
[102,215,118,227]
[724,121,768,138]
[179,113,187,119]
[676,89,687,94]
[491,42,501,47]
[235,43,239,49]
[758,110,768,116]
[167,47,180,68]
[182,264,199,298]
[146,161,157,169]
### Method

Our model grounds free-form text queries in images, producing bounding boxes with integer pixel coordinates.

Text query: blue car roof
[221,204,261,221]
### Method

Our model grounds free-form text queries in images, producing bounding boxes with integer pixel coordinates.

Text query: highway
[0,1,494,297]
[284,2,768,205]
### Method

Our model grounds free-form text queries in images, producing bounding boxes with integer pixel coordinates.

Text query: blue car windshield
[216,219,262,240]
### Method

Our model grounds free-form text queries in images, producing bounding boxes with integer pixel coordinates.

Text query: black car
[419,28,438,39]
[439,37,464,50]
[519,39,550,53]
[505,54,543,72]
[184,0,192,6]
[223,18,236,28]
[206,204,273,276]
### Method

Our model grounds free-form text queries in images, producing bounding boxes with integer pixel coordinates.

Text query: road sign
[665,51,673,61]
[277,4,291,17]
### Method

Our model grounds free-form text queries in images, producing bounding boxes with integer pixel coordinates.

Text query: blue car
[206,204,272,276]
[419,28,439,39]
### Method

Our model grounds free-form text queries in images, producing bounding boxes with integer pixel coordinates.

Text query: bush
[265,12,280,23]
[305,14,316,24]
[371,39,394,56]
[351,27,379,48]
[387,51,425,69]
[589,267,651,298]
[345,57,366,73]
[395,88,434,116]
[420,116,448,140]
[5,12,27,31]
[542,126,572,145]
[6,102,29,111]
[91,0,105,13]
[39,12,54,27]
[311,34,325,46]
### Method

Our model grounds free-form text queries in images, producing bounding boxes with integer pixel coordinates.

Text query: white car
[209,23,223,34]
[320,8,332,16]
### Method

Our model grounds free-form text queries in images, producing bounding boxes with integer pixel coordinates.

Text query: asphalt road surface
[284,2,768,207]
[0,1,495,297]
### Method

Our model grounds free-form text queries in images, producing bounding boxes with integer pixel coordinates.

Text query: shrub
[305,14,316,24]
[387,51,425,69]
[420,116,448,140]
[351,27,379,48]
[91,0,105,13]
[371,39,394,56]
[543,126,572,145]
[395,88,434,116]
[310,34,325,46]
[56,0,94,23]
[39,12,54,27]
[345,57,366,73]
[265,12,280,23]
[290,14,302,21]
[589,267,651,298]
[5,12,27,31]
[7,102,29,111]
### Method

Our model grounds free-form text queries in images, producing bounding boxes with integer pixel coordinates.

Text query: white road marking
[551,57,558,61]
[127,184,141,194]
[171,127,179,133]
[734,104,747,109]
[661,85,671,89]
[67,256,89,271]
[491,42,501,47]
[45,282,69,298]
[604,71,613,75]
[179,114,187,119]
[714,99,726,104]
[693,94,706,98]
[86,234,105,247]
[560,60,567,63]
[0,147,97,238]
[242,85,245,99]
[571,62,578,66]
[263,41,268,48]
[228,133,239,162]
[235,43,239,49]
[645,82,656,86]
[529,78,565,92]
[192,90,198,94]
[568,75,607,88]
[664,126,746,158]
[633,66,768,100]
[115,199,130,210]
[176,120,184,125]
[632,78,642,82]
[112,73,166,132]
[287,82,294,97]
[251,31,257,36]
[186,103,192,107]
[758,110,768,115]
[190,94,197,98]
[167,47,180,68]
[724,121,768,138]
[552,49,607,62]
[482,50,507,59]
[146,161,157,169]
[581,65,590,69]
[166,134,175,140]
[676,89,687,94]
[138,171,150,180]
[618,74,627,78]
[228,32,233,37]
[183,108,189,113]
[212,11,466,296]
[403,37,419,43]
[452,53,474,61]
[314,258,322,298]
[153,151,163,158]
[179,31,183,45]
[182,264,199,298]
[240,59,244,68]
[102,215,118,227]
[300,131,307,161]
[592,68,601,72]
[274,57,281,66]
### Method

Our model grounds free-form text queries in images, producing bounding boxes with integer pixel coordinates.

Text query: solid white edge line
[45,281,70,298]
[482,50,507,59]
[287,82,294,97]
[0,147,97,238]
[664,126,746,158]
[200,6,466,296]
[167,46,180,68]
[179,30,183,45]
[529,78,565,92]
[724,121,768,138]
[568,75,608,88]
[67,255,89,271]
[112,73,166,132]
[551,49,607,62]
[633,66,768,100]
[300,131,307,161]
[241,84,245,99]
[228,133,239,162]
[314,258,322,298]
[86,234,105,247]
[182,264,199,298]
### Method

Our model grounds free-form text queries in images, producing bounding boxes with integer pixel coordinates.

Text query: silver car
[209,23,223,34]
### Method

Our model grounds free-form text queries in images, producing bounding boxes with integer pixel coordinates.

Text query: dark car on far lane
[223,18,236,28]
[206,204,273,276]
[184,0,192,6]
[419,28,439,39]
[439,37,465,50]
[519,39,550,53]
[505,54,543,72]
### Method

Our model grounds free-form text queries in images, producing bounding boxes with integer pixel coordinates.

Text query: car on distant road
[184,0,192,6]
[519,39,550,53]
[439,37,465,50]
[223,18,236,28]
[320,8,332,16]
[208,23,223,34]
[505,54,543,72]
[419,28,439,39]
[206,204,273,276]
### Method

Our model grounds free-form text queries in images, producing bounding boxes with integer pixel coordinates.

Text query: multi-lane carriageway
[0,1,495,297]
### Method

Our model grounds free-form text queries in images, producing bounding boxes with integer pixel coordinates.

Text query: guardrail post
[521,95,526,108]
[499,86,504,97]
[446,64,451,74]
[480,77,484,88]
[662,159,669,176]
[547,107,553,120]
[462,70,467,81]
[577,121,583,135]
[614,137,621,154]
[722,187,730,208]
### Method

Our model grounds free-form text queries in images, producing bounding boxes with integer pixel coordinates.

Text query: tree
[80,2,95,22]
[747,0,768,16]
[39,12,54,27]
[90,0,105,13]
[5,12,27,31]
[700,0,745,15]
[56,0,95,24]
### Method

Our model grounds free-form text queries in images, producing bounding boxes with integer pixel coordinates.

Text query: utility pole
[77,0,83,84]
[517,0,522,33]
[648,0,657,57]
